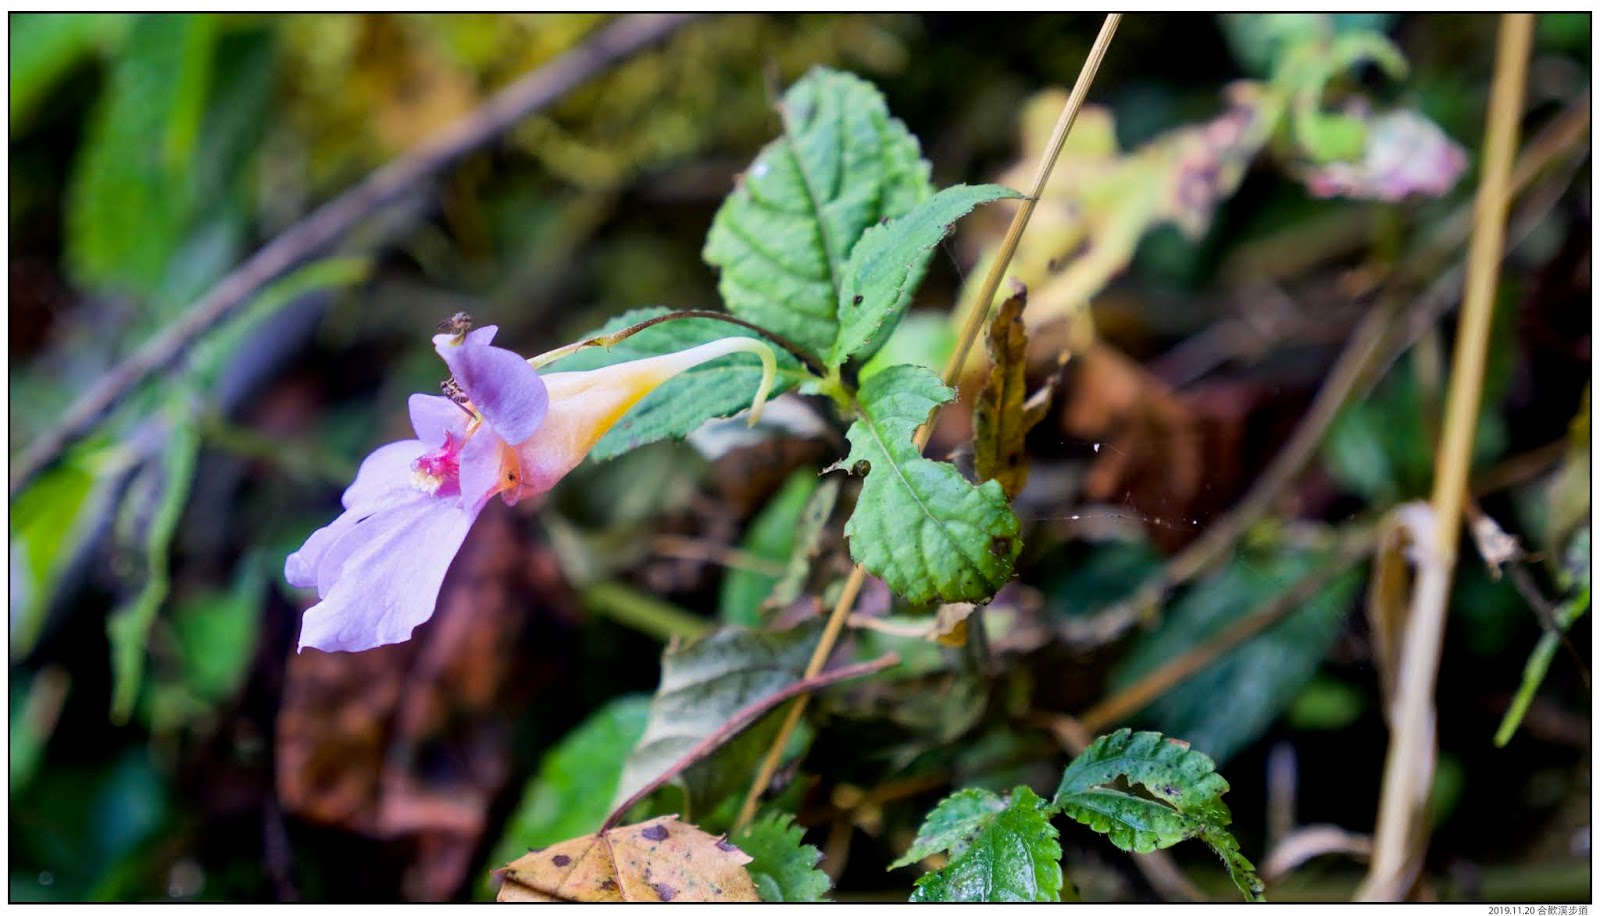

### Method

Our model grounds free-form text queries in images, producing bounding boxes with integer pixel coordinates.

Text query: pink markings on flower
[284,323,775,654]
[1302,109,1468,203]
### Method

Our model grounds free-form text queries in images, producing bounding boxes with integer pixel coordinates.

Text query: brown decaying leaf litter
[496,815,759,902]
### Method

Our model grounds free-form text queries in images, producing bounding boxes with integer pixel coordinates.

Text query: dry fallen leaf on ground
[496,815,759,902]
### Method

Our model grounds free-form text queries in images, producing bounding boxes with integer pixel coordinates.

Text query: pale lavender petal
[296,498,479,653]
[433,334,548,443]
[341,440,430,511]
[409,394,468,447]
[457,427,510,509]
[285,510,362,589]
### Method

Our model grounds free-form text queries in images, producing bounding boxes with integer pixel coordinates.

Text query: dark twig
[9,13,699,496]
[600,653,898,833]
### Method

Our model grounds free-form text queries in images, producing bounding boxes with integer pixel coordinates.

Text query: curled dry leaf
[496,815,759,902]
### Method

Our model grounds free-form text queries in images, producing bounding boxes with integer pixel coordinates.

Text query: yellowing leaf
[973,286,1054,500]
[496,815,759,903]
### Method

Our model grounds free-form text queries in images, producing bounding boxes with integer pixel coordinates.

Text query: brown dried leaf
[974,286,1055,500]
[496,815,759,903]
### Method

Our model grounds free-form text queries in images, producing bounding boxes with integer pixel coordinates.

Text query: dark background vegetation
[8,13,1591,901]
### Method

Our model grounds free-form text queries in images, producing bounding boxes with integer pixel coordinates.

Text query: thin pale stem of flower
[526,308,825,378]
[734,18,1125,833]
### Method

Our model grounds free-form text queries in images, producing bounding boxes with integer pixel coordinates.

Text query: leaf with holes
[973,286,1054,499]
[614,621,822,818]
[703,67,932,359]
[838,364,1020,605]
[546,307,803,462]
[831,183,1019,368]
[891,786,1062,903]
[732,813,831,902]
[496,815,758,902]
[1051,728,1264,902]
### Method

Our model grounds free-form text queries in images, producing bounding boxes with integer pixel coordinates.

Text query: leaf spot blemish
[641,824,670,842]
[716,838,737,853]
[989,535,1013,557]
[652,882,678,901]
[551,854,571,867]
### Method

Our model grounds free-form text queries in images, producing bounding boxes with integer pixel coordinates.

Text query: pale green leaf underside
[897,786,1062,903]
[549,307,802,462]
[1052,728,1264,902]
[614,621,822,814]
[703,67,932,359]
[841,365,1020,605]
[831,183,1021,367]
[733,813,832,902]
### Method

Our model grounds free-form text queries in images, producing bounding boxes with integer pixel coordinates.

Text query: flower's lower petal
[285,509,362,589]
[296,498,479,653]
[433,334,549,443]
[409,394,468,447]
[342,440,431,512]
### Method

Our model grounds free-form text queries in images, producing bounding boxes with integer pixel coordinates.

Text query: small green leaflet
[839,365,1020,605]
[548,307,802,462]
[892,786,1062,903]
[732,813,831,902]
[1051,729,1265,902]
[703,67,932,359]
[830,183,1020,368]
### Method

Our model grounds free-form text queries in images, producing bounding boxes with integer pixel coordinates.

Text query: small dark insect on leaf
[851,459,871,476]
[852,294,864,305]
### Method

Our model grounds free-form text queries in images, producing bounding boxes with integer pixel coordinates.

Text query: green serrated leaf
[546,307,803,462]
[830,183,1019,367]
[703,67,932,359]
[1051,728,1264,902]
[720,472,820,627]
[66,14,216,296]
[895,786,1062,903]
[732,813,832,902]
[491,695,652,871]
[615,621,822,819]
[1109,549,1362,766]
[839,364,1020,605]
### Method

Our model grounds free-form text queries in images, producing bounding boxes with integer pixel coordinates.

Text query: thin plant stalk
[732,13,1124,831]
[1358,13,1534,901]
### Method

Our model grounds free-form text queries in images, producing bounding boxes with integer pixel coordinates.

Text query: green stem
[581,581,713,642]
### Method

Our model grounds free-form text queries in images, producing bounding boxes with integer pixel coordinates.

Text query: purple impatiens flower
[285,326,546,653]
[285,323,774,654]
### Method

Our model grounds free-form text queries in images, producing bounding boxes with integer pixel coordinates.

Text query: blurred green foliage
[7,12,1589,904]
